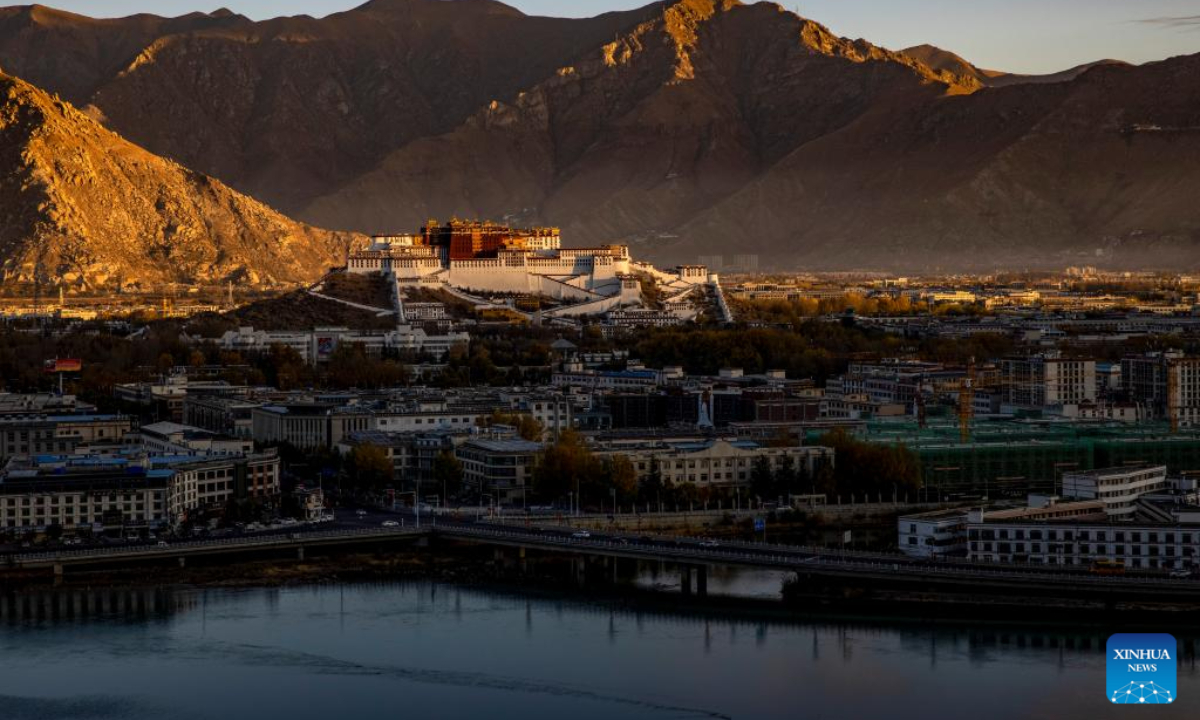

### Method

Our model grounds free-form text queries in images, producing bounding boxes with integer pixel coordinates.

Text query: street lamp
[396,491,419,528]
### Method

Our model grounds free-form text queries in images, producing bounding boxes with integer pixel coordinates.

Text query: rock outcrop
[0,71,357,289]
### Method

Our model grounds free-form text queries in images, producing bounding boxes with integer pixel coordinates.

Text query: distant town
[3,221,1200,583]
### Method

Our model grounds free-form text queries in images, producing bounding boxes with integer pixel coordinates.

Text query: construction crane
[958,357,976,444]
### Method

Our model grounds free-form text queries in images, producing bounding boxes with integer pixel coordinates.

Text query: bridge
[6,520,1200,603]
[6,526,428,575]
[437,524,1200,601]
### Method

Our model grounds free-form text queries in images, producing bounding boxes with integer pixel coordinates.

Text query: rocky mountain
[302,0,977,245]
[0,0,1195,271]
[0,71,357,289]
[672,53,1200,270]
[0,1,662,213]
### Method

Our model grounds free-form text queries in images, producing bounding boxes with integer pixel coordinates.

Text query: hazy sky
[50,0,1200,75]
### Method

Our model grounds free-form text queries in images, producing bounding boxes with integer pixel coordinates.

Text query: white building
[591,438,834,490]
[403,302,448,322]
[1061,465,1168,519]
[165,452,281,523]
[138,421,253,457]
[897,509,969,558]
[216,326,468,365]
[967,513,1200,571]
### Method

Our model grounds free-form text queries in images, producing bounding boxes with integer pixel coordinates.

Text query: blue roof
[601,370,658,379]
[43,414,123,423]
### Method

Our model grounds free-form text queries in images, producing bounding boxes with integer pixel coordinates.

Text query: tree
[432,451,464,501]
[345,444,394,492]
[773,454,798,500]
[156,352,175,374]
[749,456,775,501]
[602,455,639,504]
[639,456,666,505]
[533,429,600,504]
[484,411,545,441]
[816,429,921,498]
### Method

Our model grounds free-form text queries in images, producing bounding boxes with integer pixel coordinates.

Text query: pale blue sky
[49,0,1200,74]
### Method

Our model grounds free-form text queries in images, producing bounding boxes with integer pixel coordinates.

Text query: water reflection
[0,586,192,625]
[0,582,1195,720]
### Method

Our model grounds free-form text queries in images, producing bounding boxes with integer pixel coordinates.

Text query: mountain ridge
[0,70,359,289]
[0,0,1194,272]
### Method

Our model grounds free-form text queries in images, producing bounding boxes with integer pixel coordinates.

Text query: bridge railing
[8,526,426,565]
[438,525,1198,589]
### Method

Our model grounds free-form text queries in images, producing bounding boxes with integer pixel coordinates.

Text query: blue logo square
[1107,633,1177,705]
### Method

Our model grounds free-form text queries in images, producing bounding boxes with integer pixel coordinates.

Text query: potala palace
[347,219,731,324]
[210,220,730,363]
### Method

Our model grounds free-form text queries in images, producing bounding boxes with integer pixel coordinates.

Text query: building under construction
[810,418,1200,500]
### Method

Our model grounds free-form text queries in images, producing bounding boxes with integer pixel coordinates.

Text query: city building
[138,421,254,457]
[216,326,469,364]
[1122,352,1200,427]
[455,438,544,505]
[251,404,372,451]
[897,509,969,558]
[1060,465,1169,519]
[0,414,132,459]
[183,395,265,438]
[336,429,464,490]
[1001,354,1096,409]
[165,451,282,524]
[591,437,833,490]
[0,461,171,534]
[114,373,244,422]
[0,393,96,417]
[0,449,282,533]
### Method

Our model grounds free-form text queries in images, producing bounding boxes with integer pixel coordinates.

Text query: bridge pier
[681,566,693,595]
[696,565,708,597]
[178,556,187,569]
[297,546,305,562]
[53,563,63,578]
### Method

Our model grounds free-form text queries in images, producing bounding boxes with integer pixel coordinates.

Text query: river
[1,580,1196,719]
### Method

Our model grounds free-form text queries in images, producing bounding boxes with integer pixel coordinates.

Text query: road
[7,506,1200,599]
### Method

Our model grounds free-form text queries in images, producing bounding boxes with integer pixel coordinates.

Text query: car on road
[571,530,591,539]
[157,541,168,547]
[699,539,721,548]
[1170,569,1193,579]
[355,510,368,517]
[382,520,400,528]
